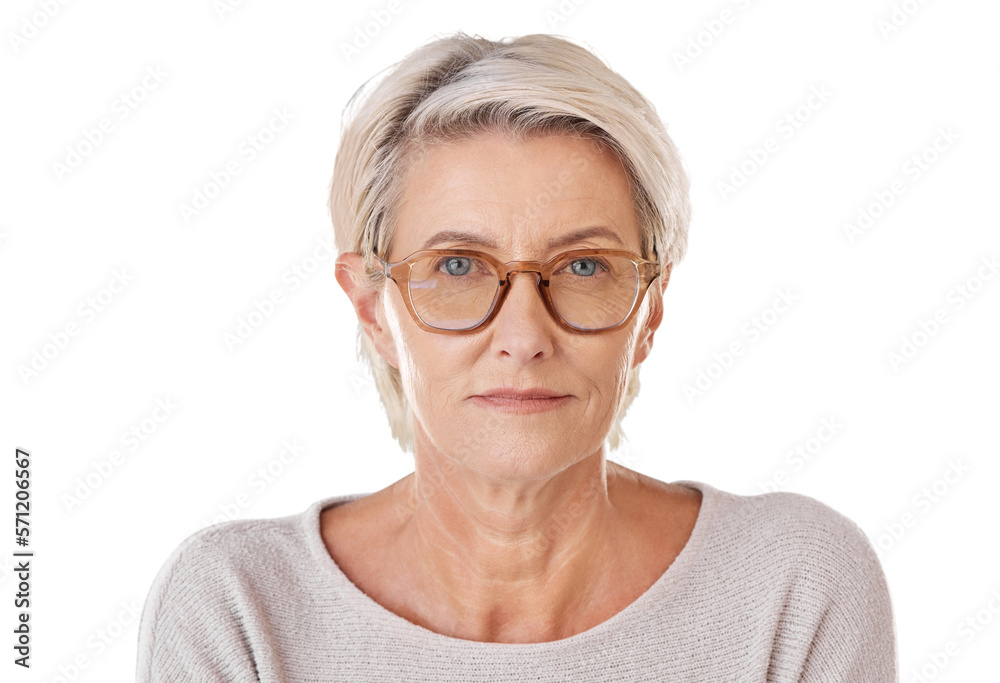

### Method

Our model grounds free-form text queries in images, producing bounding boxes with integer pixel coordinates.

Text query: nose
[490,270,555,359]
[501,269,546,315]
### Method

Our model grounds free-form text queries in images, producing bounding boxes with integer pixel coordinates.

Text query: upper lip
[476,387,568,399]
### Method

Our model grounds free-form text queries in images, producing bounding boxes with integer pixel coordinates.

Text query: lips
[469,390,573,415]
[475,388,567,399]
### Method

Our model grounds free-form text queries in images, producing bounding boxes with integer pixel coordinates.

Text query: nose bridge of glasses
[502,260,546,283]
[506,267,541,278]
[502,268,545,296]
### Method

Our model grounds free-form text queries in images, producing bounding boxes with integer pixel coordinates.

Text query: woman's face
[370,130,665,481]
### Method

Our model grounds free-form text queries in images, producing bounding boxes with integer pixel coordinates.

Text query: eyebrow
[420,226,626,251]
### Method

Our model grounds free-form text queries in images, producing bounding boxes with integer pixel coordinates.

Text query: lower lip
[469,395,573,414]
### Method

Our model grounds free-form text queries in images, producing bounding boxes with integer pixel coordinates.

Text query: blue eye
[442,257,470,276]
[436,256,489,277]
[563,258,608,277]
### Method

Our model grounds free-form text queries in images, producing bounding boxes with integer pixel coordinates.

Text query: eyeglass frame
[372,247,666,335]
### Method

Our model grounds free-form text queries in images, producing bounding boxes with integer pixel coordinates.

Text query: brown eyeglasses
[373,248,664,335]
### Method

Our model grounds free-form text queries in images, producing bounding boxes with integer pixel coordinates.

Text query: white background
[2,0,998,680]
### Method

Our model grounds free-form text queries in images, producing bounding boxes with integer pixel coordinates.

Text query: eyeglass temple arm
[640,261,661,282]
[372,253,393,278]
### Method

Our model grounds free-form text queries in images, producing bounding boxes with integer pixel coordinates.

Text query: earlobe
[335,253,400,369]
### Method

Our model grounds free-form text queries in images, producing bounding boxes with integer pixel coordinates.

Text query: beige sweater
[135,480,898,681]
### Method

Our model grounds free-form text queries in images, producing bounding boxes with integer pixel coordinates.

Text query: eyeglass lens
[406,252,640,331]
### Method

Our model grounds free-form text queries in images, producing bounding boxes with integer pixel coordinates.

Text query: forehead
[389,130,641,261]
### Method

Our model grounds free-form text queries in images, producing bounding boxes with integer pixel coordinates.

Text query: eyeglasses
[372,248,663,335]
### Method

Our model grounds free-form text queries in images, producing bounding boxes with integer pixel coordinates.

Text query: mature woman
[136,33,897,681]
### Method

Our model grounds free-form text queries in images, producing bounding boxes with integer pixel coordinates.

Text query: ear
[335,252,400,369]
[631,263,672,369]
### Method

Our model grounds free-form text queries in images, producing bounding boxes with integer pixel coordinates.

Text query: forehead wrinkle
[394,137,640,259]
[410,198,635,253]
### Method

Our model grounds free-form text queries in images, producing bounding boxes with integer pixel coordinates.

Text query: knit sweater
[135,480,898,682]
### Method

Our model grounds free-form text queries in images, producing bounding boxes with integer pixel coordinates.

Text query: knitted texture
[135,480,898,682]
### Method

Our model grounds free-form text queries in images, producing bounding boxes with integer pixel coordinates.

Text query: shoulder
[157,513,303,577]
[685,484,897,676]
[136,501,354,678]
[727,485,877,557]
[674,484,898,676]
[680,480,887,591]
[139,507,313,625]
[135,511,306,680]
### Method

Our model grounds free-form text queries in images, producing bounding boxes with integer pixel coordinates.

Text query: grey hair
[328,32,691,455]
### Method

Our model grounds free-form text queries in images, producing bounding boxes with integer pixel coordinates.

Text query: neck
[389,436,629,642]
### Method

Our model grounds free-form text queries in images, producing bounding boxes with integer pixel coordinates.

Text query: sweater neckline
[302,478,717,650]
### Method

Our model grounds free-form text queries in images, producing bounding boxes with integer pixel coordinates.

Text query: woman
[136,33,897,681]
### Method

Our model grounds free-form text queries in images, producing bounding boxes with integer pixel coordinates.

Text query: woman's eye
[566,258,606,276]
[439,257,479,276]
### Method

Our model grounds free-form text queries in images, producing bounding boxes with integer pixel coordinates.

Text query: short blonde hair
[329,32,691,454]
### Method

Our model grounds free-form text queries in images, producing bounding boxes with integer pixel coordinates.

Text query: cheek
[571,332,635,398]
[386,297,472,408]
[602,325,641,370]
[609,329,642,395]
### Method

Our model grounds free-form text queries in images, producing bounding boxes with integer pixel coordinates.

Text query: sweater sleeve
[797,517,899,682]
[134,528,269,683]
